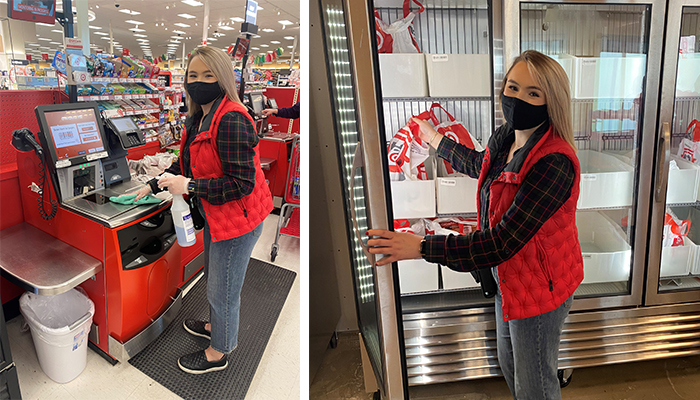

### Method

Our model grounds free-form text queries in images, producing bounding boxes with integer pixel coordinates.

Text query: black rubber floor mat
[128,258,297,400]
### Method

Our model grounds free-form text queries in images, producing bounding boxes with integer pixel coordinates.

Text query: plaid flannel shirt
[158,110,258,205]
[422,131,574,272]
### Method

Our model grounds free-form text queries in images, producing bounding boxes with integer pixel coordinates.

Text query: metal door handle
[655,122,671,202]
[348,142,376,266]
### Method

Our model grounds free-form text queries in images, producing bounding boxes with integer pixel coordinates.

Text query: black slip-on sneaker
[178,350,228,374]
[183,319,211,340]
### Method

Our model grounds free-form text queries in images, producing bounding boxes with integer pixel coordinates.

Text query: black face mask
[500,93,549,130]
[186,81,223,105]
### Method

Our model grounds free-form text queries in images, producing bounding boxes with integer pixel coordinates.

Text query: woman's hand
[366,229,423,266]
[410,117,443,149]
[262,108,278,117]
[158,175,191,195]
[133,185,152,201]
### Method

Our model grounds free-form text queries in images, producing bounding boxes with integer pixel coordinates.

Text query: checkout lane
[5,101,194,366]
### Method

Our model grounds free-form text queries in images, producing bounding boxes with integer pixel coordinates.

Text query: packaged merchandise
[374,0,425,53]
[663,209,691,248]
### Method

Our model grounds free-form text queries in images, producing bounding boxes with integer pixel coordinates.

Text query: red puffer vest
[181,97,273,242]
[477,126,584,321]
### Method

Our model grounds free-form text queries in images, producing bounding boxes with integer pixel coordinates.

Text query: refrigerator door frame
[503,0,665,311]
[646,0,700,306]
[316,0,410,397]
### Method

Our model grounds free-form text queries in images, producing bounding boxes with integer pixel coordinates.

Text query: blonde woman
[135,46,273,374]
[368,50,583,399]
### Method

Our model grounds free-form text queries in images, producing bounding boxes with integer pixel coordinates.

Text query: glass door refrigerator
[313,0,700,398]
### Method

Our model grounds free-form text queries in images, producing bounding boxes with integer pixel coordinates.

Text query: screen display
[111,117,138,133]
[250,93,264,115]
[7,0,56,24]
[44,108,105,161]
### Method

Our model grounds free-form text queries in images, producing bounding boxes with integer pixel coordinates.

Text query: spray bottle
[171,193,196,247]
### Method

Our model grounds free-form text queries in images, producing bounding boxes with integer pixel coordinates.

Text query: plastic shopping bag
[663,209,691,248]
[374,0,425,53]
[678,120,700,164]
[387,113,431,181]
[428,103,484,176]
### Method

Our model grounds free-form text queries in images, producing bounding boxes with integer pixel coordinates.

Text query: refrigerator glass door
[647,1,700,304]
[375,0,497,313]
[516,2,654,305]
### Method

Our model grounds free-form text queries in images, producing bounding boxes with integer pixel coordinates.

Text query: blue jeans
[493,268,573,400]
[199,201,263,353]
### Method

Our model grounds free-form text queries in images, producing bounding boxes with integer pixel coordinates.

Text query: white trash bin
[20,288,95,383]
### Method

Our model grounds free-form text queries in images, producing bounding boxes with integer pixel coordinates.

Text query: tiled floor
[311,332,700,400]
[7,213,300,400]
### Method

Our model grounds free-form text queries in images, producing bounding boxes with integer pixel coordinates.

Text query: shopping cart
[271,135,300,262]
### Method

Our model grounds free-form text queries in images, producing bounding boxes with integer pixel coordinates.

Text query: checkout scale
[10,102,203,363]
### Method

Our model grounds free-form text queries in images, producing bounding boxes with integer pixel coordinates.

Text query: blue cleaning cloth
[109,194,162,205]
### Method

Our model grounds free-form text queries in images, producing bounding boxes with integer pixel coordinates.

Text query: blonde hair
[500,50,576,151]
[184,46,242,117]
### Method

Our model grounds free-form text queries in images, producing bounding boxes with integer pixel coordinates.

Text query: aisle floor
[7,213,300,400]
[310,332,700,400]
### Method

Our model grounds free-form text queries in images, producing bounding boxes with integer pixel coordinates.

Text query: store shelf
[668,202,700,208]
[78,93,159,101]
[139,123,161,129]
[79,77,159,85]
[102,108,160,119]
[383,95,492,102]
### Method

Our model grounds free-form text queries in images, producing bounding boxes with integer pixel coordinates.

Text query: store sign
[41,53,49,61]
[25,54,32,61]
[64,37,83,50]
[73,70,90,84]
[245,0,258,25]
[11,59,29,66]
[122,48,130,56]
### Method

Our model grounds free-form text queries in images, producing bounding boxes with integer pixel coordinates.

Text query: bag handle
[429,103,457,123]
[403,0,425,17]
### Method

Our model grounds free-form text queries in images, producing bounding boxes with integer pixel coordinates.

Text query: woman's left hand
[158,175,190,195]
[367,229,423,266]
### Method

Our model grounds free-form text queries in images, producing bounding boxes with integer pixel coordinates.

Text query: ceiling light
[181,0,203,6]
[171,36,183,39]
[207,38,217,41]
[170,40,181,44]
[89,26,102,29]
[230,17,244,22]
[251,47,259,50]
[134,34,148,38]
[219,26,234,31]
[178,13,196,19]
[287,45,293,48]
[51,30,63,33]
[271,41,280,44]
[130,28,146,32]
[253,35,261,38]
[262,28,274,33]
[95,32,109,36]
[260,44,269,47]
[49,42,61,45]
[100,37,111,40]
[258,6,264,10]
[285,36,295,40]
[27,44,41,47]
[38,38,51,41]
[174,23,191,27]
[125,20,144,25]
[172,30,187,34]
[278,20,293,25]
[119,9,141,15]
[37,23,54,27]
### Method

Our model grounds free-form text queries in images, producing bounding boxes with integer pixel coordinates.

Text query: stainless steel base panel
[403,302,700,386]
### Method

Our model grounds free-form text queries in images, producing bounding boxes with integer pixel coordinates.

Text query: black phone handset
[11,128,57,220]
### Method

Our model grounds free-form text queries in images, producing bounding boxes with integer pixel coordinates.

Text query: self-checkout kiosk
[12,102,201,363]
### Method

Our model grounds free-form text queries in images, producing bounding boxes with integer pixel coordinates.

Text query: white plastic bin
[578,150,634,209]
[425,54,491,97]
[676,53,700,97]
[660,237,696,278]
[436,177,478,214]
[20,288,95,383]
[441,266,480,290]
[577,211,632,284]
[667,156,700,204]
[398,259,439,294]
[379,54,429,98]
[572,54,646,99]
[549,54,576,93]
[390,179,437,219]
